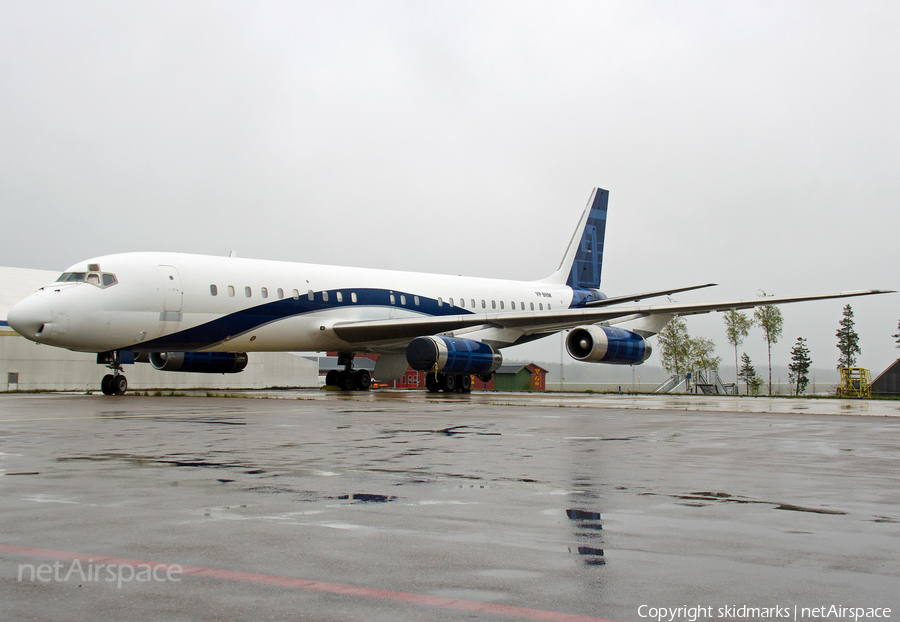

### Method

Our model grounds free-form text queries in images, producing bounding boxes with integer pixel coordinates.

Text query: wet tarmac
[1,391,898,621]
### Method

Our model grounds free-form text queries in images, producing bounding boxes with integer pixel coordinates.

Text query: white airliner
[7,188,892,395]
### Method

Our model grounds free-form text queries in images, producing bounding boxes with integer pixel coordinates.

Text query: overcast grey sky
[1,1,898,376]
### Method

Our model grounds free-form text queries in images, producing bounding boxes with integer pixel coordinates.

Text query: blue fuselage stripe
[134,288,472,351]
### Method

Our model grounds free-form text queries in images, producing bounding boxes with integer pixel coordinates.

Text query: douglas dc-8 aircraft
[7,188,892,395]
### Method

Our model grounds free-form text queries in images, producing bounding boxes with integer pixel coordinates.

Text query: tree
[657,316,692,376]
[737,352,758,395]
[753,291,784,395]
[892,320,900,350]
[688,336,721,373]
[835,304,861,369]
[788,337,812,395]
[723,310,752,387]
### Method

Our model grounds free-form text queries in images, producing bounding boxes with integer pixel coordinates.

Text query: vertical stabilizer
[542,188,608,288]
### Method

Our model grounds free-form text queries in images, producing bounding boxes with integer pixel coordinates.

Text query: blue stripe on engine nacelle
[440,337,501,375]
[566,325,651,365]
[600,326,649,364]
[407,336,502,375]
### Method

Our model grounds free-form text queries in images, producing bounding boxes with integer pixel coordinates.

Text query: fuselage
[9,252,596,354]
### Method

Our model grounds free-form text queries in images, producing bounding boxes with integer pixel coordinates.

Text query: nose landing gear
[97,351,128,396]
[101,374,127,396]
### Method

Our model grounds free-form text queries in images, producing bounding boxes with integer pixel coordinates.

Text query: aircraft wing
[584,283,717,307]
[331,289,893,344]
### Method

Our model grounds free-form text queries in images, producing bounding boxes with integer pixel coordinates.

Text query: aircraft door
[159,265,183,313]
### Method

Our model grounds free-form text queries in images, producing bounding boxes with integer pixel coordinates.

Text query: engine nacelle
[566,325,652,365]
[149,352,249,374]
[406,336,503,375]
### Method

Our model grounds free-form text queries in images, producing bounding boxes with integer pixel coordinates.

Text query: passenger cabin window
[210,284,218,296]
[449,298,454,306]
[539,303,543,310]
[336,292,343,303]
[292,289,300,300]
[261,287,268,299]
[322,291,329,302]
[492,300,496,309]
[307,290,314,301]
[277,288,284,299]
[390,294,396,305]
[459,299,465,308]
[400,295,406,305]
[500,301,504,310]
[414,296,420,306]
[471,299,475,308]
[228,286,235,297]
[481,300,486,308]
[245,286,252,297]
[530,302,534,310]
[438,297,443,307]
[351,292,357,303]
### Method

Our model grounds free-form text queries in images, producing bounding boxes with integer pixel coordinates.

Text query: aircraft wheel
[112,375,128,396]
[441,373,457,392]
[354,369,371,391]
[338,371,354,391]
[325,370,339,386]
[458,374,472,393]
[101,374,115,395]
[425,374,440,393]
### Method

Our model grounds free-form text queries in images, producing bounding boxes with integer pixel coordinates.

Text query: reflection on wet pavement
[0,392,897,621]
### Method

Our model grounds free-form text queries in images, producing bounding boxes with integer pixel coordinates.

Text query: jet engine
[565,325,652,365]
[149,352,249,373]
[406,336,502,376]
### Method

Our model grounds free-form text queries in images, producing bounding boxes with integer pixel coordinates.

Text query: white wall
[1,336,318,391]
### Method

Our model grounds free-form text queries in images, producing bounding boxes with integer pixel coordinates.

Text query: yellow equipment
[839,367,871,398]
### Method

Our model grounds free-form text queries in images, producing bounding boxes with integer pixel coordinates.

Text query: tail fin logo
[566,189,608,290]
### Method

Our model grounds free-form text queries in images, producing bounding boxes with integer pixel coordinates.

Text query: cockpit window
[56,271,117,288]
[58,272,86,282]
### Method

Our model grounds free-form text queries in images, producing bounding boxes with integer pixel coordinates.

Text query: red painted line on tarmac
[1,544,620,622]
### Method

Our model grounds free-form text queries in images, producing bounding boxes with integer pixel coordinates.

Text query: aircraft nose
[7,295,52,340]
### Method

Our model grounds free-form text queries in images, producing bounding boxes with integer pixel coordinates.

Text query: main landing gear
[324,352,371,391]
[97,351,128,396]
[425,372,474,393]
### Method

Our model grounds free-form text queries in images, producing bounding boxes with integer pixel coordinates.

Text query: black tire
[101,374,114,395]
[441,373,457,392]
[354,369,371,391]
[458,374,472,393]
[112,375,127,395]
[425,374,440,393]
[338,371,354,391]
[325,370,339,386]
